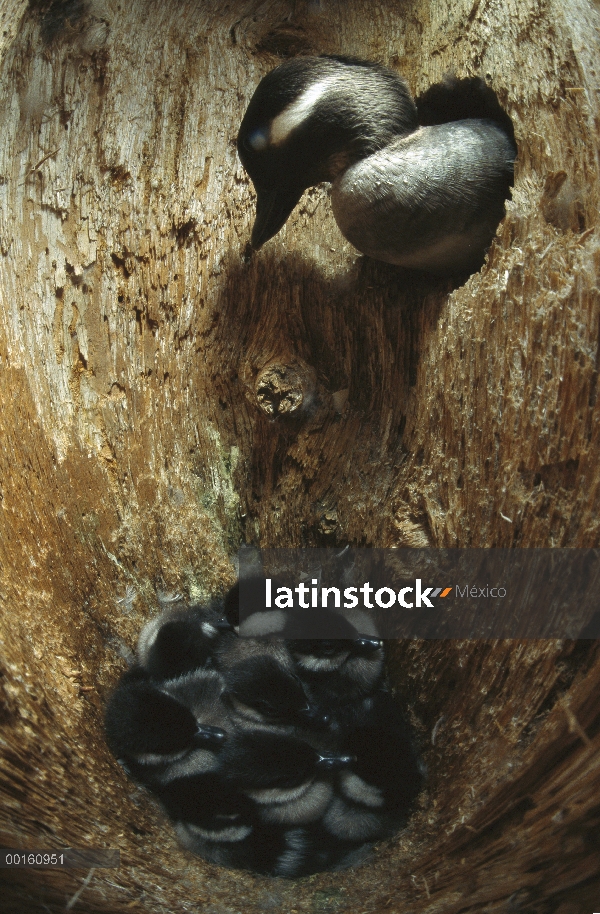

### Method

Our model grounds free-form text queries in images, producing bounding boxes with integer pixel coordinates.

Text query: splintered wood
[0,0,599,912]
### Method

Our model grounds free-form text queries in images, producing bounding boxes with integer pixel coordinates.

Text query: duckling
[178,820,371,877]
[223,655,330,733]
[161,769,292,875]
[222,582,385,717]
[219,730,354,826]
[137,600,235,681]
[157,772,255,844]
[222,594,384,723]
[176,819,315,878]
[104,666,227,787]
[323,691,424,842]
[238,55,516,274]
[153,667,237,783]
[284,607,385,721]
[214,575,300,676]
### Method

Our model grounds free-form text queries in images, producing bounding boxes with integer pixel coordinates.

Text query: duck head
[238,55,418,249]
[225,655,329,728]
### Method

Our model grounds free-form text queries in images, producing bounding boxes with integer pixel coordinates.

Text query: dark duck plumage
[323,691,424,842]
[137,599,235,680]
[103,666,228,788]
[237,55,516,274]
[104,575,425,878]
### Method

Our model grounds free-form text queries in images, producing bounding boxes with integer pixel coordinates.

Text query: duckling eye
[244,129,269,152]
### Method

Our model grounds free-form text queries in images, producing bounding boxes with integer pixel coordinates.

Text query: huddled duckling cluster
[238,56,517,274]
[105,582,423,877]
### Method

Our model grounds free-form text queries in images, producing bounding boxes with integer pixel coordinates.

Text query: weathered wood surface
[0,0,599,911]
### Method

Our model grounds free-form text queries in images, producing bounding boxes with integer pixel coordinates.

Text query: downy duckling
[224,587,384,726]
[322,691,424,842]
[283,607,385,720]
[176,819,316,878]
[137,600,235,680]
[161,773,312,877]
[224,655,330,733]
[219,730,354,827]
[157,772,255,845]
[214,576,299,675]
[153,668,234,783]
[104,666,227,788]
[224,595,384,718]
[177,819,371,877]
[238,55,516,274]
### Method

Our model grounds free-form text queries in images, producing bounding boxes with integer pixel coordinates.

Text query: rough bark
[0,0,599,911]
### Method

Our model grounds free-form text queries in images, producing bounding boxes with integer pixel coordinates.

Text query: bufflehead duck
[238,55,516,274]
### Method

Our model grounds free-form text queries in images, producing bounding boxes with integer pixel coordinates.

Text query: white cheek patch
[179,822,252,843]
[340,771,384,807]
[134,749,187,765]
[247,780,312,805]
[229,697,265,723]
[270,75,342,146]
[158,748,220,783]
[296,653,347,673]
[238,610,286,637]
[259,781,333,824]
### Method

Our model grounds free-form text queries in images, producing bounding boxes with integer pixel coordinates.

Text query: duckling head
[238,55,418,249]
[224,655,329,729]
[138,609,234,681]
[219,731,353,792]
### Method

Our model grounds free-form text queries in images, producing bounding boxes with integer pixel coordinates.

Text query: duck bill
[193,725,227,748]
[251,186,302,249]
[353,636,383,655]
[316,754,356,771]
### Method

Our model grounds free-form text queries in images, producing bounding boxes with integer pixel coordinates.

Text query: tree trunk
[1,0,599,911]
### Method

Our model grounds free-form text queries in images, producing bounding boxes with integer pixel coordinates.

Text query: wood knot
[254,360,315,418]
